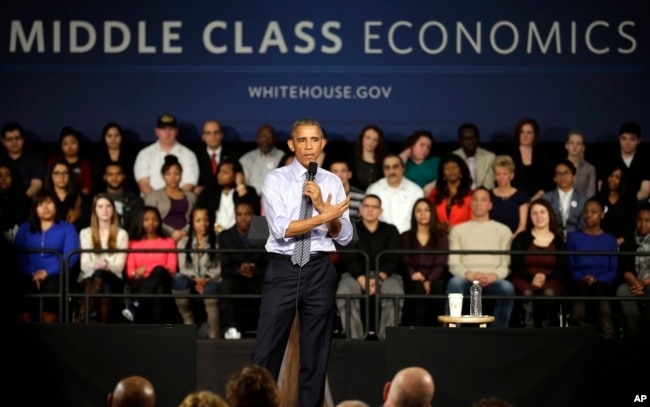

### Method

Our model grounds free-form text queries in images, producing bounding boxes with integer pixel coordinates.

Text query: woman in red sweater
[125,206,177,323]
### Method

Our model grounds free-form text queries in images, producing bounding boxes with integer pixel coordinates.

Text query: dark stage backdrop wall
[1,0,648,143]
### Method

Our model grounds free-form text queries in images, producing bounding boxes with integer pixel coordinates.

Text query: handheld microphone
[307,162,318,181]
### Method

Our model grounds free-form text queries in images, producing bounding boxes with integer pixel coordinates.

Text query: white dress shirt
[133,141,199,191]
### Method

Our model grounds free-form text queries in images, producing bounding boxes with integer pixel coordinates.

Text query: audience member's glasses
[383,164,400,170]
[52,171,69,176]
[554,170,572,177]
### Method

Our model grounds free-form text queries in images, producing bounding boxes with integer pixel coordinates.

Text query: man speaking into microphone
[252,118,352,407]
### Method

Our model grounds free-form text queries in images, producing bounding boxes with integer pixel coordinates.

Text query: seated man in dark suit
[218,201,267,339]
[194,120,237,195]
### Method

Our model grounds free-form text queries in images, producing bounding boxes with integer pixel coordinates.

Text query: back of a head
[226,365,281,407]
[385,367,435,407]
[337,400,370,407]
[108,376,156,407]
[178,390,228,407]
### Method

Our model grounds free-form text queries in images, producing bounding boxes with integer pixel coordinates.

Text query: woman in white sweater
[76,193,128,323]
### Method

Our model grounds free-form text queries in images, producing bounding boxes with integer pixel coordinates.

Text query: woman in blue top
[567,197,618,338]
[13,189,80,322]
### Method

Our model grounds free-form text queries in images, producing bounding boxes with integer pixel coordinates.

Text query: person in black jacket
[218,201,266,339]
[335,194,403,339]
[194,120,238,195]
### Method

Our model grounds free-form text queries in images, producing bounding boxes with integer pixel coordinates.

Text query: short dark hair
[457,122,480,139]
[1,122,23,138]
[555,158,577,175]
[362,194,382,206]
[618,122,641,138]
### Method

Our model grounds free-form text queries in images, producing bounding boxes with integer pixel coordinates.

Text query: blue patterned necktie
[291,172,312,267]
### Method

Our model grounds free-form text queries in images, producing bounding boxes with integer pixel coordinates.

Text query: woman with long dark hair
[13,189,80,322]
[400,198,449,326]
[350,124,388,190]
[427,154,473,234]
[46,126,93,196]
[172,205,221,339]
[597,162,637,246]
[44,158,91,231]
[124,206,176,324]
[510,198,567,327]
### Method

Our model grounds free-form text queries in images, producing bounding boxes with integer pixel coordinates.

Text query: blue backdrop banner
[1,0,648,143]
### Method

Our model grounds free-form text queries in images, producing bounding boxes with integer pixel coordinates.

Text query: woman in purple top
[144,154,197,242]
[567,197,619,338]
[400,198,449,327]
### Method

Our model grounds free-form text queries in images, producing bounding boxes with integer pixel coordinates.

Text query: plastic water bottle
[470,280,482,317]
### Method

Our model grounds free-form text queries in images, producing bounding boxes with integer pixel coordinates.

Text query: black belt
[268,252,328,263]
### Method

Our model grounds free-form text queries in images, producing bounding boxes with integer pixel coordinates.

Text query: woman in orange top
[427,154,473,234]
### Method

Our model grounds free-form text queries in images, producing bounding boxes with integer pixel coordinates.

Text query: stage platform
[8,324,647,407]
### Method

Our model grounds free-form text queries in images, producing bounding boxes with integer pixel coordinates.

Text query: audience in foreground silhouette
[382,366,435,407]
[226,365,281,407]
[107,375,155,407]
[178,390,228,407]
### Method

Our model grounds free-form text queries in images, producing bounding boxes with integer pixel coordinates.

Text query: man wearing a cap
[133,114,199,196]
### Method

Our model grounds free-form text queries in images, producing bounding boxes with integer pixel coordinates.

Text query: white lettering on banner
[6,19,639,55]
[162,21,182,53]
[70,21,96,53]
[247,85,392,100]
[105,21,131,53]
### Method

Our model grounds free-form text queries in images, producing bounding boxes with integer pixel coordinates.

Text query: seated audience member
[565,130,596,198]
[197,158,259,233]
[218,201,266,340]
[506,117,555,200]
[350,124,388,191]
[489,155,529,235]
[238,124,285,194]
[400,198,449,327]
[107,375,155,407]
[76,194,128,323]
[46,126,93,195]
[453,122,496,189]
[382,366,435,407]
[596,162,637,246]
[124,206,176,324]
[194,119,237,195]
[93,122,137,195]
[0,121,44,197]
[399,129,439,196]
[598,121,650,202]
[616,204,650,336]
[510,199,567,328]
[541,159,588,238]
[337,194,403,339]
[173,205,221,339]
[144,155,198,242]
[14,189,80,323]
[446,188,514,328]
[329,159,365,223]
[567,198,618,338]
[427,154,473,234]
[225,365,281,407]
[366,154,423,234]
[179,390,228,407]
[133,113,199,196]
[102,161,145,234]
[44,158,91,231]
[277,152,295,168]
[0,161,29,242]
[337,400,370,407]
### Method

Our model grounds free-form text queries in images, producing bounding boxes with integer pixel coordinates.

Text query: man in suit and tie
[452,123,496,190]
[541,158,589,237]
[194,120,237,195]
